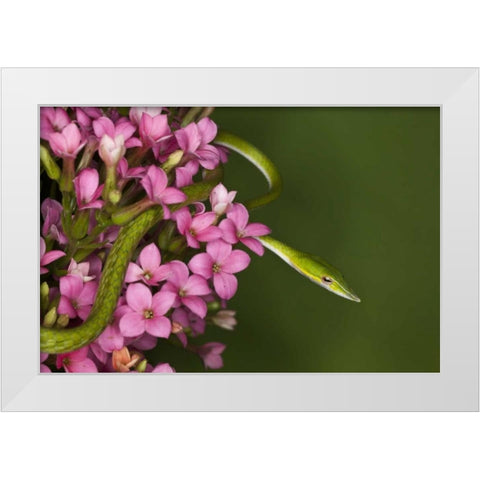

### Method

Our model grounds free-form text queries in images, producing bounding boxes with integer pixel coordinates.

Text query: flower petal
[161,187,187,204]
[227,203,249,230]
[188,253,214,279]
[146,315,171,338]
[173,207,191,235]
[195,225,222,243]
[59,275,83,299]
[77,305,92,321]
[125,262,144,283]
[175,166,195,188]
[129,333,158,351]
[218,218,239,244]
[151,363,175,373]
[97,324,124,352]
[67,346,89,362]
[62,123,82,153]
[184,274,211,296]
[213,272,238,300]
[58,296,77,318]
[191,212,217,232]
[125,283,152,312]
[138,243,161,273]
[221,250,251,274]
[119,311,146,337]
[197,145,220,169]
[181,296,207,318]
[175,123,201,152]
[93,117,115,138]
[67,357,98,373]
[197,118,218,144]
[76,281,98,306]
[74,168,100,204]
[166,260,189,288]
[151,291,176,315]
[41,249,66,266]
[206,239,232,263]
[240,237,265,256]
[244,222,271,237]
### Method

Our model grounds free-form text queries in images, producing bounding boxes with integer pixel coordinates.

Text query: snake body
[41,207,163,353]
[40,130,359,354]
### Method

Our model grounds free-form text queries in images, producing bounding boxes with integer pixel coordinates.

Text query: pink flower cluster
[40,107,271,373]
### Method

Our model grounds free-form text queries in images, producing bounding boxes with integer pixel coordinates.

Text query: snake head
[295,253,361,302]
[259,236,361,303]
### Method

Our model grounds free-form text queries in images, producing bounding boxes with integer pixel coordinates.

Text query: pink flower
[197,342,226,370]
[67,258,96,282]
[84,255,103,278]
[161,261,211,318]
[40,107,71,140]
[117,158,145,181]
[93,116,141,148]
[57,275,98,320]
[56,346,98,373]
[74,107,103,135]
[96,225,120,248]
[138,113,172,158]
[140,166,186,218]
[48,123,86,161]
[219,203,271,255]
[188,240,250,300]
[98,134,126,167]
[41,198,67,244]
[175,161,198,188]
[174,117,221,170]
[96,324,124,353]
[40,353,51,373]
[127,332,158,351]
[89,342,108,366]
[119,283,176,338]
[210,183,237,216]
[150,363,175,373]
[129,107,164,126]
[125,243,171,286]
[40,237,65,274]
[73,168,104,210]
[174,207,222,249]
[172,307,206,337]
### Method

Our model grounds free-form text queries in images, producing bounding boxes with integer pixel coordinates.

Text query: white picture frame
[1,68,478,411]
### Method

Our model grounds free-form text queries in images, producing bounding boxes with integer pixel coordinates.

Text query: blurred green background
[154,107,440,372]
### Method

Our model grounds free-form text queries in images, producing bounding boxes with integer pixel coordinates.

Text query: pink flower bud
[210,183,237,216]
[212,310,237,330]
[98,134,126,167]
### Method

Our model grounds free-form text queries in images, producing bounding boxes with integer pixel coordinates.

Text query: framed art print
[1,68,478,411]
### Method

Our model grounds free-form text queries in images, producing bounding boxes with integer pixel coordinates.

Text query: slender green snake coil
[40,131,359,354]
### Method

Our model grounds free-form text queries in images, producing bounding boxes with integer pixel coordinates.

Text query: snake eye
[322,276,333,285]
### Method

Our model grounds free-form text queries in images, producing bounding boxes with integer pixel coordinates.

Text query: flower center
[143,309,154,319]
[237,230,245,238]
[178,289,186,298]
[189,228,196,237]
[212,263,221,273]
[143,271,152,280]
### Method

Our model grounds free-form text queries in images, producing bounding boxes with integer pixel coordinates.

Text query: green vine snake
[40,130,360,354]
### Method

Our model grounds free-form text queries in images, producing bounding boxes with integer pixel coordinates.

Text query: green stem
[181,107,203,127]
[59,158,75,193]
